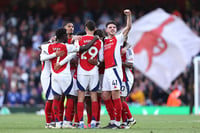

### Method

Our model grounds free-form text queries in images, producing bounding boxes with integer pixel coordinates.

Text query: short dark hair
[105,20,117,28]
[85,20,96,31]
[76,31,86,35]
[56,28,67,40]
[63,21,73,27]
[94,29,105,38]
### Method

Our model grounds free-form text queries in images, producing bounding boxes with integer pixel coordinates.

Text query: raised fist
[124,9,131,16]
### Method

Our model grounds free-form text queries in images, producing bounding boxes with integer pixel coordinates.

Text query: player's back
[78,35,102,75]
[48,43,70,74]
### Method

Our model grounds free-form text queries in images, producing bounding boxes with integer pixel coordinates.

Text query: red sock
[122,108,127,122]
[92,101,98,121]
[87,112,92,124]
[45,101,52,123]
[113,98,122,122]
[97,96,101,121]
[122,101,133,119]
[53,99,62,122]
[64,98,74,121]
[51,106,55,122]
[104,99,115,120]
[71,109,75,121]
[74,113,79,123]
[77,102,84,122]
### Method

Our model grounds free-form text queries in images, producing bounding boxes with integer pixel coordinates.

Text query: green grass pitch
[0,114,200,133]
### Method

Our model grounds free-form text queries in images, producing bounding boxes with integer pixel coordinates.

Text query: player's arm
[79,36,99,52]
[122,49,134,68]
[122,62,133,68]
[121,41,131,55]
[88,41,104,66]
[54,53,76,70]
[40,51,65,61]
[122,9,132,37]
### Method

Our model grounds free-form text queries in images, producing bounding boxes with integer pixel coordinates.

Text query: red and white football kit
[121,48,134,97]
[77,35,103,91]
[40,44,54,100]
[102,33,125,91]
[46,42,79,95]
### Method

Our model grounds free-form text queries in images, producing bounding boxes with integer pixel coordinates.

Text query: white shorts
[40,75,54,100]
[68,77,78,96]
[102,66,123,91]
[77,74,99,92]
[51,73,73,96]
[120,81,133,97]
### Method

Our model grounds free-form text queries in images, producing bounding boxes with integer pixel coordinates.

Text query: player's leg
[111,67,123,128]
[102,69,115,128]
[41,76,54,128]
[63,95,75,128]
[96,74,103,128]
[122,81,136,128]
[85,95,92,128]
[60,75,74,128]
[77,75,89,128]
[89,74,99,128]
[51,75,65,128]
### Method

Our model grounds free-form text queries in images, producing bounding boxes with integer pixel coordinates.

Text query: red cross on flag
[127,8,200,90]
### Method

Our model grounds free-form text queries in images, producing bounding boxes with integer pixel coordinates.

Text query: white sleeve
[59,53,77,66]
[41,44,49,53]
[116,32,125,46]
[98,40,104,62]
[67,40,80,53]
[40,52,56,61]
[40,44,57,61]
[126,48,134,64]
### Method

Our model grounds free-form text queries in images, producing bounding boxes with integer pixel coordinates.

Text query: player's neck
[86,31,94,36]
[68,33,73,39]
[108,34,115,39]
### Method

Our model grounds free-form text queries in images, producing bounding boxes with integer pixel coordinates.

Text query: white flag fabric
[127,8,200,90]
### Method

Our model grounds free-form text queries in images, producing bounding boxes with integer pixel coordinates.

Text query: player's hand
[72,35,82,41]
[124,9,131,16]
[54,63,61,71]
[121,47,127,55]
[88,58,98,65]
[55,51,65,57]
[49,36,56,43]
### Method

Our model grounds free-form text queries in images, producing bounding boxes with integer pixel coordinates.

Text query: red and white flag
[127,8,200,90]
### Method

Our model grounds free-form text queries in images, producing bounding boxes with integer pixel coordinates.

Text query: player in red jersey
[102,9,132,129]
[40,43,65,128]
[120,41,136,129]
[62,22,81,128]
[76,20,103,128]
[44,28,98,128]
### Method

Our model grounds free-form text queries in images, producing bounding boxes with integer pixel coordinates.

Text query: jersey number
[112,80,118,85]
[81,46,98,59]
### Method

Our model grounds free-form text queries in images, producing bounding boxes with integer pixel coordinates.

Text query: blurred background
[0,0,200,114]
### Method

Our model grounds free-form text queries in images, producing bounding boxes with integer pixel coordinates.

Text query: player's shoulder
[40,43,51,50]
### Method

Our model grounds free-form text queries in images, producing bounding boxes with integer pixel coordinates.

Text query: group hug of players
[40,9,136,129]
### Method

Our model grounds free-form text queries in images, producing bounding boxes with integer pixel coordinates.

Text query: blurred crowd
[0,5,199,108]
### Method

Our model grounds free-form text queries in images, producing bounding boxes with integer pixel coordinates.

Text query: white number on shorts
[81,46,98,60]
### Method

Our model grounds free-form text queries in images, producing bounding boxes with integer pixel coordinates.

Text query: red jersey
[48,43,68,74]
[78,35,102,75]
